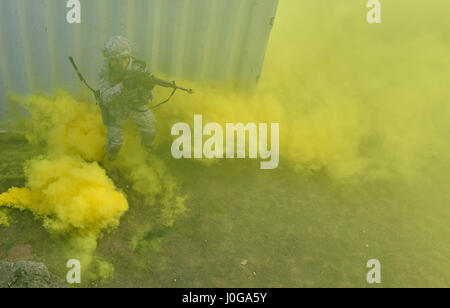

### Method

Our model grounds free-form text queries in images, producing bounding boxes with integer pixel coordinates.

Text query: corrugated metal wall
[0,0,279,129]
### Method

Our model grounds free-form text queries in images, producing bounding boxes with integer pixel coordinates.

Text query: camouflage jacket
[98,58,154,113]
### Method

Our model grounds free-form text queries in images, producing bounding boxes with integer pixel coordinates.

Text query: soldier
[99,35,156,161]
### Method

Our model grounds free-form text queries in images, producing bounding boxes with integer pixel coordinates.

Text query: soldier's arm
[99,65,123,104]
[150,75,175,88]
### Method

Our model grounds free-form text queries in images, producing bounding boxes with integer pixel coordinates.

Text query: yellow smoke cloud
[2,91,128,242]
[10,91,107,162]
[113,123,186,228]
[2,90,187,280]
[0,156,128,233]
[0,154,129,280]
[153,0,450,181]
[0,209,10,227]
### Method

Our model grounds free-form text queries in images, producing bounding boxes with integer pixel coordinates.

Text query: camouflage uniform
[99,36,156,160]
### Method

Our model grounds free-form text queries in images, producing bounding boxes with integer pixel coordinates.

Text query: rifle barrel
[176,86,193,93]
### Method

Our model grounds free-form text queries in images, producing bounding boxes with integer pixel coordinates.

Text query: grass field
[1,132,449,288]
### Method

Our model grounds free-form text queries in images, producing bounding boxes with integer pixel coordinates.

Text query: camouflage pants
[105,107,156,161]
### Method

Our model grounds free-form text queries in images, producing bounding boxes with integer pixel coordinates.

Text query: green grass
[1,135,450,287]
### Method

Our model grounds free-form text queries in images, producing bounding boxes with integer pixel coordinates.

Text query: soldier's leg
[130,109,156,152]
[106,125,124,161]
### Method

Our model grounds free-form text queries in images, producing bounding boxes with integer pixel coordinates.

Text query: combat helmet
[103,35,132,60]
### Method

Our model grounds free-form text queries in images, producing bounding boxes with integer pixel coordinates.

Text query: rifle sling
[150,87,177,110]
[69,56,179,109]
[69,56,100,104]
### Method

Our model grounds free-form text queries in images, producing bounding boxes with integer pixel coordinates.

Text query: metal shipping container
[0,0,279,129]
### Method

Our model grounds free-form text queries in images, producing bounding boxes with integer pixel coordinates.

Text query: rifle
[123,59,194,109]
[68,57,194,109]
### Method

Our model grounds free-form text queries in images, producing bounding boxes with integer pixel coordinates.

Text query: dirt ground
[1,133,450,287]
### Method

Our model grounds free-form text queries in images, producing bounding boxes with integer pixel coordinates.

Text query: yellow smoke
[10,91,107,162]
[153,0,450,181]
[1,90,187,280]
[112,123,186,227]
[0,209,10,227]
[0,154,129,279]
[1,92,127,243]
[0,156,128,233]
